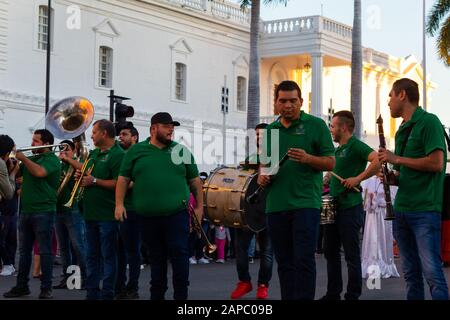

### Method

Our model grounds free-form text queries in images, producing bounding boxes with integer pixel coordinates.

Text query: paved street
[1,254,448,300]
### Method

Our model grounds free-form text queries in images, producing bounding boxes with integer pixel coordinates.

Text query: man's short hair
[255,123,268,130]
[34,129,54,145]
[0,135,15,157]
[333,110,355,132]
[120,124,139,143]
[274,80,302,101]
[60,139,75,151]
[93,119,116,138]
[392,78,420,105]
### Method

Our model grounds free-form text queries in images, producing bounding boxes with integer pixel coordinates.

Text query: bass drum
[203,166,266,232]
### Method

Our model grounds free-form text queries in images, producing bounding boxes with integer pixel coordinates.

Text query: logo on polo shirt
[294,124,305,135]
[336,148,348,158]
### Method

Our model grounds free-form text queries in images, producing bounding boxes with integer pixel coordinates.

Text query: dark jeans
[394,211,449,300]
[55,210,87,281]
[0,215,17,266]
[16,212,55,290]
[139,210,190,300]
[323,204,363,300]
[268,208,320,300]
[85,220,119,300]
[235,227,273,286]
[117,211,141,292]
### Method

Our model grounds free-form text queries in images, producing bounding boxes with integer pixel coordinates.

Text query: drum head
[243,174,267,232]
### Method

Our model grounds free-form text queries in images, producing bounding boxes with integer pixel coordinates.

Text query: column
[311,53,323,117]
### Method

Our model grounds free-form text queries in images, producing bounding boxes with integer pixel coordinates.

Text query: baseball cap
[150,112,180,126]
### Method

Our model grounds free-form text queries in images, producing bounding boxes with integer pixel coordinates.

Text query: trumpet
[64,156,94,208]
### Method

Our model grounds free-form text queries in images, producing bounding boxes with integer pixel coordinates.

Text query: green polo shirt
[330,135,373,209]
[394,107,447,213]
[83,141,124,221]
[57,161,78,213]
[119,138,199,217]
[120,145,135,212]
[21,152,61,214]
[262,112,335,213]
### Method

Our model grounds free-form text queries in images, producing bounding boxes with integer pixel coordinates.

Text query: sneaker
[231,281,252,299]
[216,259,225,263]
[0,265,15,276]
[39,288,53,299]
[4,286,31,298]
[249,258,254,264]
[198,258,209,264]
[189,257,197,265]
[140,264,145,270]
[256,284,268,299]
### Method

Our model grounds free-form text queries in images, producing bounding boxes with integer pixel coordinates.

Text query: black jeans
[268,209,320,300]
[0,215,18,266]
[323,204,363,300]
[139,210,190,300]
[117,211,141,292]
[235,227,273,286]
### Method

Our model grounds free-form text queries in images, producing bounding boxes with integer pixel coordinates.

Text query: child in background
[214,225,230,263]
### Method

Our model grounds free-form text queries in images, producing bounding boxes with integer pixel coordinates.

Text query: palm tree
[426,0,450,66]
[350,0,362,139]
[240,0,288,130]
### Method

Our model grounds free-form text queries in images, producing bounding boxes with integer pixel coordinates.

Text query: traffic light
[221,86,229,113]
[115,102,134,124]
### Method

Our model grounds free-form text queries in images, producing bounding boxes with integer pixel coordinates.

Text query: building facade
[0,0,434,171]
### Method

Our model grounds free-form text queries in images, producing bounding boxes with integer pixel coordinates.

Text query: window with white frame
[237,76,247,111]
[99,46,113,88]
[38,5,54,50]
[175,63,187,101]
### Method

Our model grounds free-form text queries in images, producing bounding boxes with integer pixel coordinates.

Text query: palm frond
[263,0,289,7]
[436,14,450,66]
[239,0,252,9]
[426,0,450,36]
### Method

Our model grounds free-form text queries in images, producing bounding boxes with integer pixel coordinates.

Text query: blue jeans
[85,220,119,300]
[117,211,141,292]
[323,204,364,300]
[0,215,18,265]
[16,212,55,290]
[55,210,87,281]
[267,209,320,300]
[139,210,190,300]
[235,227,273,286]
[393,211,449,300]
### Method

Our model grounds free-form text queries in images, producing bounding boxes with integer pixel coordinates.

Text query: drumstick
[329,171,361,193]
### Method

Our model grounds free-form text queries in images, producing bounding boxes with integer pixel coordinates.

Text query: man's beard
[120,141,130,150]
[156,132,172,146]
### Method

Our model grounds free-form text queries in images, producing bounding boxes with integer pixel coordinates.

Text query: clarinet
[376,115,395,221]
[246,153,289,204]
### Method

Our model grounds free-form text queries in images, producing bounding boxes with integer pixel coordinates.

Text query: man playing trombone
[4,129,61,299]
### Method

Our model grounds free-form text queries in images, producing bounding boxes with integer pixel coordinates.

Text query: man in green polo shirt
[52,139,87,290]
[4,129,61,299]
[115,123,141,300]
[379,78,448,300]
[258,80,335,300]
[115,112,203,300]
[80,119,124,300]
[321,110,380,301]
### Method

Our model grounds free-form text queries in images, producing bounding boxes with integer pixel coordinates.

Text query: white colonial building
[0,0,434,171]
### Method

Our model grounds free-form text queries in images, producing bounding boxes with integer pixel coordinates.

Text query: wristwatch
[92,177,97,186]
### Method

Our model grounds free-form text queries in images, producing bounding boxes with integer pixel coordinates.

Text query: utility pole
[422,0,427,110]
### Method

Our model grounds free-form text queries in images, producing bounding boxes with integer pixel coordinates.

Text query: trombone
[189,201,217,254]
[10,143,70,158]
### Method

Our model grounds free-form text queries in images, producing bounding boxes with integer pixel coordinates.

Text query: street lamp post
[45,0,52,115]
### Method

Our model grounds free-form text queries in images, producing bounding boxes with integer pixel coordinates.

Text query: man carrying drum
[321,110,380,301]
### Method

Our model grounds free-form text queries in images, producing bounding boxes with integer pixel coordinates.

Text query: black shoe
[3,286,31,298]
[39,288,53,299]
[53,280,68,289]
[125,289,140,300]
[318,294,341,301]
[115,289,128,300]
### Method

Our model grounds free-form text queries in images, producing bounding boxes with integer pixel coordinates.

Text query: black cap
[151,112,180,126]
